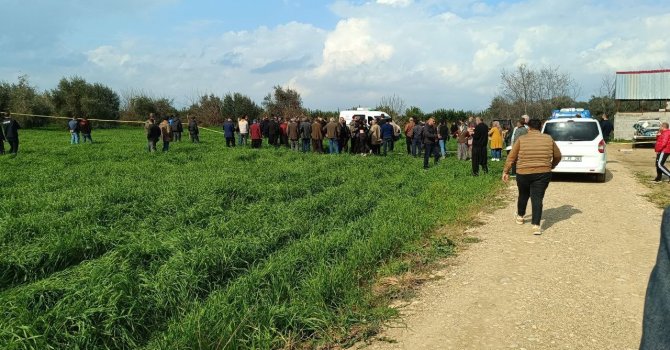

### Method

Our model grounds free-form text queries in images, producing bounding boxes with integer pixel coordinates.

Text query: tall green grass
[0,129,502,349]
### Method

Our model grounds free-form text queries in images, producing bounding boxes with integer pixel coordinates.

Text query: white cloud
[86,46,131,68]
[16,0,669,113]
[315,18,394,76]
[377,0,413,7]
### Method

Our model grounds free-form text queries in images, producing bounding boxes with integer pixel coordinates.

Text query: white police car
[542,109,607,182]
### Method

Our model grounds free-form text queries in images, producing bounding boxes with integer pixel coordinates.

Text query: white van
[339,108,390,125]
[542,117,607,182]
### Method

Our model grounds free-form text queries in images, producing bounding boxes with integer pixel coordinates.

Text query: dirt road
[365,147,661,350]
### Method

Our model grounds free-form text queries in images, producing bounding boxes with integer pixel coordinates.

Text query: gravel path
[364,152,661,350]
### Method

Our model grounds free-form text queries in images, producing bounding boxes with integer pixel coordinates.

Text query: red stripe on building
[616,69,670,75]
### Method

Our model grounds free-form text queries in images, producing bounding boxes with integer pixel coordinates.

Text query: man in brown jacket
[503,119,562,235]
[404,117,415,155]
[287,118,300,151]
[324,117,340,154]
[311,118,324,153]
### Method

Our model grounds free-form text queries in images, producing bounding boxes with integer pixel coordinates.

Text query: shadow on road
[543,205,583,230]
[551,170,613,183]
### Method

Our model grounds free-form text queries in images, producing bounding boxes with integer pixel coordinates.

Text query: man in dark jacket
[380,119,394,156]
[223,118,236,147]
[260,116,270,144]
[0,113,4,155]
[471,117,489,176]
[640,207,670,349]
[144,115,161,152]
[268,117,280,148]
[600,114,614,143]
[173,115,183,142]
[338,117,350,153]
[188,115,200,143]
[79,118,93,143]
[412,122,424,157]
[2,112,21,155]
[423,118,440,169]
[300,118,312,153]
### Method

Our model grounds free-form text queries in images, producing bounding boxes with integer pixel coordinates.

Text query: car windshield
[543,121,599,142]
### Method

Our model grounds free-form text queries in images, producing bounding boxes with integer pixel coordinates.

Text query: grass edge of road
[634,171,670,208]
[345,183,510,349]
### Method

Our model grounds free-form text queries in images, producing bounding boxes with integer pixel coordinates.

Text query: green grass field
[0,128,502,349]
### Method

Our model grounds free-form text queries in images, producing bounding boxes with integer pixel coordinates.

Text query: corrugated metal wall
[614,112,670,140]
[615,70,670,100]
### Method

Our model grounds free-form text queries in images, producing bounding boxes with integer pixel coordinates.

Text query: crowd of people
[139,113,539,172]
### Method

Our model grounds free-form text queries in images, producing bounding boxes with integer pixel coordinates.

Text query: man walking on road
[652,122,670,183]
[471,117,489,176]
[503,119,562,235]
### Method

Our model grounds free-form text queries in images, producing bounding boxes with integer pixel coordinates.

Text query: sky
[1,0,669,112]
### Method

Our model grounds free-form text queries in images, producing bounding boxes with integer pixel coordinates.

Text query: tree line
[1,65,647,129]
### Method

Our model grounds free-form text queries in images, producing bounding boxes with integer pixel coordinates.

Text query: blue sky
[1,0,669,113]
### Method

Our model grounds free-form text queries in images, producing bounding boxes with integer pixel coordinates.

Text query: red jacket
[279,122,288,136]
[655,129,670,153]
[250,123,262,140]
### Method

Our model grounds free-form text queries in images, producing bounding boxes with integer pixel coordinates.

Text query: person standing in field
[411,121,422,157]
[338,117,350,153]
[0,113,5,155]
[145,114,157,152]
[172,115,183,142]
[457,125,469,160]
[355,117,369,155]
[159,117,172,152]
[471,117,489,176]
[299,117,312,153]
[600,114,614,143]
[389,118,401,152]
[238,116,249,146]
[68,116,80,145]
[223,118,236,147]
[502,119,562,235]
[250,119,262,149]
[188,115,200,143]
[404,117,415,155]
[423,117,440,169]
[268,116,280,148]
[324,117,340,154]
[380,118,394,156]
[369,119,382,155]
[287,118,299,151]
[260,116,270,145]
[2,112,20,155]
[652,122,670,183]
[279,118,289,147]
[79,117,93,143]
[349,116,360,154]
[489,121,503,161]
[311,118,323,154]
[438,119,450,158]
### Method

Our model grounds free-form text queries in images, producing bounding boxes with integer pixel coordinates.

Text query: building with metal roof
[615,69,670,100]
